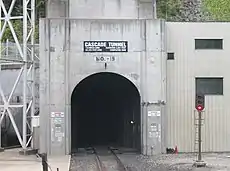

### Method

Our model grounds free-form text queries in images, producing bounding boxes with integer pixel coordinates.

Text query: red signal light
[196,104,204,111]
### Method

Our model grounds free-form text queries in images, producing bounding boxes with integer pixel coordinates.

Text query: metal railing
[0,40,39,70]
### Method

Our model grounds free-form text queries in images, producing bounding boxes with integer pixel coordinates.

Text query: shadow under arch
[71,72,141,153]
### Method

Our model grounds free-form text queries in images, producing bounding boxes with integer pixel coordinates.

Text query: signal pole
[198,110,202,161]
[194,93,206,167]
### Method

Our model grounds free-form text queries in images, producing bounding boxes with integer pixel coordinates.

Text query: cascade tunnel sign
[83,41,128,52]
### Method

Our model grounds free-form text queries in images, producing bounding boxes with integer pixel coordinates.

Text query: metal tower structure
[0,0,36,152]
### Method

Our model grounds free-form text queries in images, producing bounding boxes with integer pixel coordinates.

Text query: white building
[166,22,230,152]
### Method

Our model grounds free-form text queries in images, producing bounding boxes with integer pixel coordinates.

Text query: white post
[6,39,9,58]
[22,0,28,151]
[30,0,35,149]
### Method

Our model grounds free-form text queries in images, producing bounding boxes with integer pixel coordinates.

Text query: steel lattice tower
[0,0,36,152]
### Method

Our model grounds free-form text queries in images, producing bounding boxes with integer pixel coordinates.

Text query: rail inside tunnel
[71,72,141,153]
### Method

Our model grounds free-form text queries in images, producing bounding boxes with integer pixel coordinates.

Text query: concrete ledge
[19,149,38,155]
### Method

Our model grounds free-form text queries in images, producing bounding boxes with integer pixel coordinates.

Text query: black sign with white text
[83,41,128,52]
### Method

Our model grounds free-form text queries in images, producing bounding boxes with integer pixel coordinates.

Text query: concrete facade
[39,0,166,156]
[39,18,166,155]
[47,0,155,19]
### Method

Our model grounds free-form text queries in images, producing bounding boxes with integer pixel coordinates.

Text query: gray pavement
[0,148,70,171]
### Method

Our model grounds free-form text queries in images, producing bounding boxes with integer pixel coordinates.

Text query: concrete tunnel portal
[71,72,141,153]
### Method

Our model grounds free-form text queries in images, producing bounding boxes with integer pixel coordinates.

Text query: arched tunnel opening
[71,72,141,153]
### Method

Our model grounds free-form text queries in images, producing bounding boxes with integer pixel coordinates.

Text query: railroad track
[91,147,131,171]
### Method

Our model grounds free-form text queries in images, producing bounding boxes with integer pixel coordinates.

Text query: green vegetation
[203,0,230,21]
[157,0,182,21]
[157,0,230,21]
[1,0,45,43]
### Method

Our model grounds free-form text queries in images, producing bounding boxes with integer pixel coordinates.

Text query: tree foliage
[157,0,229,21]
[175,0,211,21]
[203,0,230,21]
[157,0,182,21]
[1,0,45,43]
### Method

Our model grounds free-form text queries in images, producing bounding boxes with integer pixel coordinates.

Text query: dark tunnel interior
[71,72,141,153]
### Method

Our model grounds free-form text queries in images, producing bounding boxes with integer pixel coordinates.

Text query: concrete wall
[47,0,155,19]
[166,22,230,152]
[39,18,166,155]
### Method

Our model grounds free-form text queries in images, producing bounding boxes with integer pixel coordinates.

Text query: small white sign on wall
[94,56,116,63]
[51,112,64,118]
[148,111,161,117]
